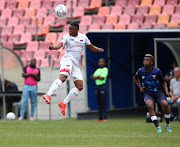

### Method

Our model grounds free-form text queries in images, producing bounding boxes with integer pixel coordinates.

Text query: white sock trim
[151,116,157,121]
[47,79,62,96]
[164,114,170,119]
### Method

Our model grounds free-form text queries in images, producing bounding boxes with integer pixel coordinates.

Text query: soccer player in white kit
[43,23,104,115]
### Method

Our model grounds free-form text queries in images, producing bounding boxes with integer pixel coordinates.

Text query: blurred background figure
[93,58,108,122]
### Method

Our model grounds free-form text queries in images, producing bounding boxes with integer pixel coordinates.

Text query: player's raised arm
[49,43,63,50]
[87,44,104,52]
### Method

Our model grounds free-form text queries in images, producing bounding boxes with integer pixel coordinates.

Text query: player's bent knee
[77,86,83,91]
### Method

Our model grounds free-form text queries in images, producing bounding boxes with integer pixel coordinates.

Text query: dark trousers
[96,84,107,119]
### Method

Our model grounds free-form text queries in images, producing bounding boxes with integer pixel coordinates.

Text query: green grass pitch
[0,117,180,147]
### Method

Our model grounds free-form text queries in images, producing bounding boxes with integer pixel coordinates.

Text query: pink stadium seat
[52,60,60,68]
[118,15,131,25]
[1,34,8,42]
[128,0,140,6]
[41,0,53,9]
[124,5,136,15]
[37,26,50,36]
[153,23,166,28]
[86,0,102,10]
[13,9,24,18]
[39,41,51,50]
[7,17,19,26]
[26,41,39,51]
[162,5,174,15]
[78,0,90,7]
[175,6,180,14]
[8,34,20,43]
[144,15,157,24]
[13,26,25,34]
[93,16,105,25]
[24,9,36,18]
[73,7,85,18]
[58,32,68,41]
[115,0,127,7]
[6,1,17,9]
[26,26,36,34]
[66,0,77,8]
[110,6,122,16]
[18,1,29,9]
[15,33,32,45]
[89,24,101,30]
[30,0,41,9]
[140,23,152,29]
[45,33,57,43]
[51,17,67,27]
[31,17,43,26]
[63,24,70,32]
[1,26,13,35]
[2,42,14,49]
[80,15,92,25]
[47,50,59,60]
[0,1,6,10]
[97,6,110,16]
[14,50,21,56]
[128,23,139,29]
[53,0,65,8]
[19,18,31,26]
[106,15,118,24]
[153,0,166,6]
[21,58,28,66]
[170,14,180,23]
[43,16,55,26]
[40,58,49,67]
[166,0,178,5]
[0,18,7,27]
[114,24,126,30]
[1,9,12,18]
[101,24,114,30]
[21,51,34,61]
[79,24,88,33]
[136,6,149,15]
[34,50,46,60]
[131,15,144,25]
[37,8,47,17]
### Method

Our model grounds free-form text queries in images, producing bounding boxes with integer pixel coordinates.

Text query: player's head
[30,57,36,67]
[174,67,180,79]
[143,54,154,68]
[98,58,106,68]
[69,23,79,36]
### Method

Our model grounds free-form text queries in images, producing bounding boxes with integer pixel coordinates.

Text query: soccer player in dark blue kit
[134,54,172,132]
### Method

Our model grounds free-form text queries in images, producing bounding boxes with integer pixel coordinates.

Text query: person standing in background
[19,58,40,121]
[93,58,108,122]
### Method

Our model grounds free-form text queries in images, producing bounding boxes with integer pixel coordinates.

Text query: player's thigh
[144,94,155,109]
[71,65,83,82]
[60,58,73,76]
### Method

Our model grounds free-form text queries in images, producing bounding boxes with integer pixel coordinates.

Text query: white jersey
[60,33,91,65]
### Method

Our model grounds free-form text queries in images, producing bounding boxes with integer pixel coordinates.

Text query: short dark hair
[70,23,79,29]
[145,54,154,60]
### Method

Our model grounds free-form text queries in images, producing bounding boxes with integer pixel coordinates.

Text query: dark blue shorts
[144,91,167,104]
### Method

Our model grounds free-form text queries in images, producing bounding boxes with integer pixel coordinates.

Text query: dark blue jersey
[135,67,165,93]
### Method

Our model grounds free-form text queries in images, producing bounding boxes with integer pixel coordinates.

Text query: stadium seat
[106,15,118,24]
[93,16,105,25]
[37,8,47,17]
[0,1,6,10]
[34,50,46,60]
[1,9,12,18]
[110,6,122,16]
[2,42,14,49]
[167,23,178,28]
[26,26,36,34]
[78,0,90,7]
[13,26,25,34]
[97,6,110,16]
[118,15,131,25]
[114,24,126,29]
[41,0,53,9]
[80,15,92,25]
[166,0,178,5]
[144,15,157,24]
[162,5,174,15]
[127,23,139,29]
[86,0,102,10]
[136,6,149,15]
[51,17,67,28]
[175,6,180,14]
[40,58,49,67]
[170,14,180,24]
[52,60,60,68]
[45,33,57,43]
[21,51,34,61]
[66,0,77,8]
[6,1,17,9]
[37,26,50,36]
[14,33,32,45]
[39,41,51,50]
[124,5,136,15]
[30,0,41,9]
[13,9,24,18]
[53,0,65,8]
[115,0,127,7]
[140,23,152,29]
[89,24,101,30]
[14,50,21,56]
[0,18,7,27]
[1,26,13,35]
[24,9,36,18]
[1,34,8,42]
[47,50,59,60]
[153,23,166,28]
[18,1,29,9]
[26,41,38,51]
[101,24,114,30]
[140,0,153,6]
[128,0,140,6]
[21,58,28,66]
[153,0,165,6]
[43,16,55,26]
[157,14,170,24]
[31,17,43,26]
[79,24,88,33]
[8,34,20,43]
[131,15,144,25]
[63,24,70,32]
[149,6,162,15]
[73,7,85,18]
[58,32,68,41]
[7,17,19,26]
[19,18,31,26]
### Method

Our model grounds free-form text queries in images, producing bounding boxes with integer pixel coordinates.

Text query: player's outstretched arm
[87,44,104,52]
[162,81,171,97]
[134,77,145,92]
[49,43,63,50]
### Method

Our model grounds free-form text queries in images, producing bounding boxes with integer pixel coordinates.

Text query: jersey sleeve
[84,35,91,45]
[157,69,165,83]
[93,69,98,76]
[60,35,67,46]
[135,69,140,79]
[101,68,108,78]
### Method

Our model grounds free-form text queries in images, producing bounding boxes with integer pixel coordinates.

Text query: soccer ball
[55,4,67,17]
[6,112,16,120]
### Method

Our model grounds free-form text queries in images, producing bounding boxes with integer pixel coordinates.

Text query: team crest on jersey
[80,39,83,42]
[142,76,145,79]
[66,65,70,67]
[152,75,156,79]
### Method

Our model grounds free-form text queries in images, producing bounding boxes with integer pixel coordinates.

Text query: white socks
[63,87,80,104]
[47,79,62,96]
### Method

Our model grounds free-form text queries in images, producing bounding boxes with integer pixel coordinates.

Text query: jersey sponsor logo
[152,75,156,79]
[142,76,145,79]
[66,65,70,67]
[80,39,83,42]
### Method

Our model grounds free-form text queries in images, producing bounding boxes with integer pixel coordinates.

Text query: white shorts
[59,58,83,81]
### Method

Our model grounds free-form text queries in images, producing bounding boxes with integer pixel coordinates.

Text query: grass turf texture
[0,117,179,147]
